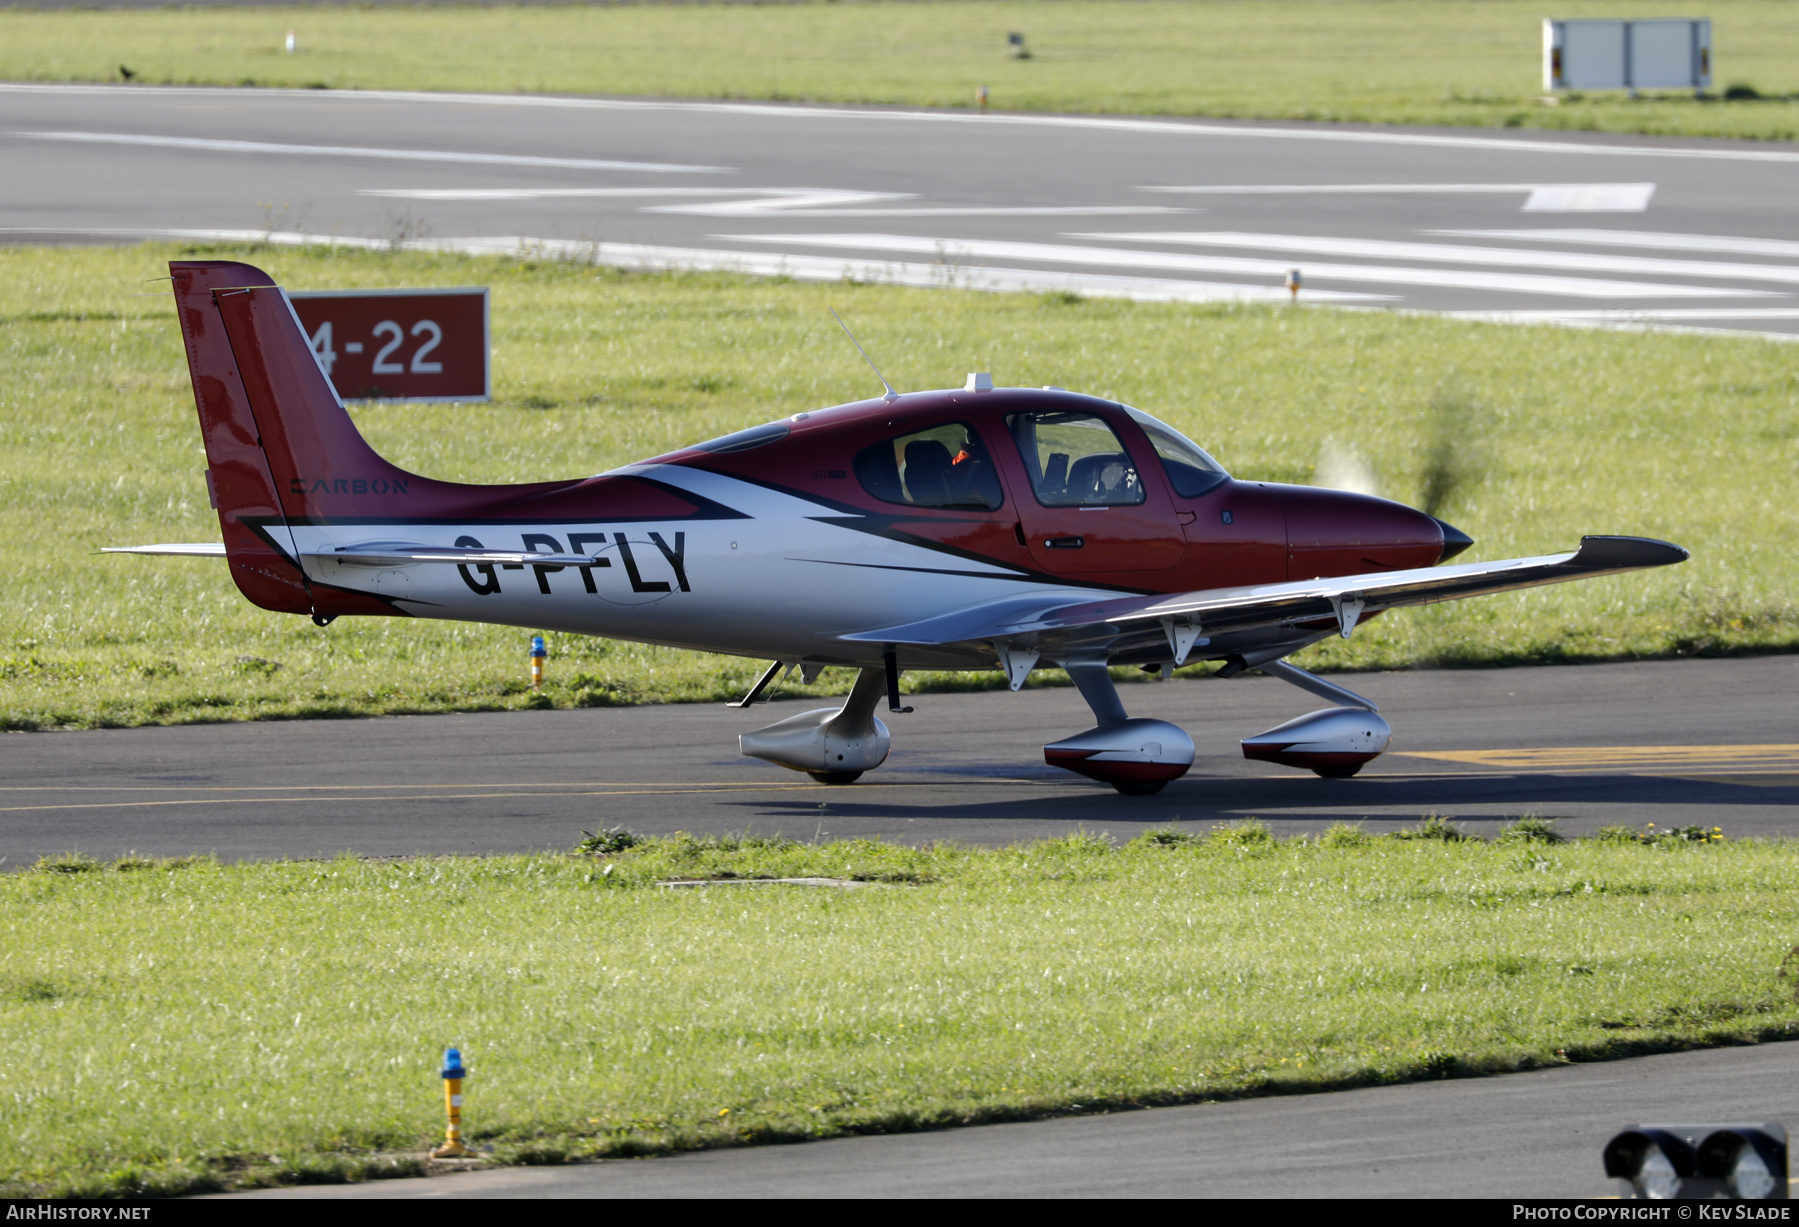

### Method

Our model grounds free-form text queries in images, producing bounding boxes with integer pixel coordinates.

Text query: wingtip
[1573,535,1690,569]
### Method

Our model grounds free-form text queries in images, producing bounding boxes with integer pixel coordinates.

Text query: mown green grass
[2,825,1795,1197]
[2,240,1796,730]
[10,1,1799,141]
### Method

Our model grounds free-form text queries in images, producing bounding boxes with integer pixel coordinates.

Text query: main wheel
[1311,763,1364,779]
[1111,779,1168,796]
[808,770,864,785]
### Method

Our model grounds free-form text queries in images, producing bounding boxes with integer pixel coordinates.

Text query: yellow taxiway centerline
[1399,744,1799,768]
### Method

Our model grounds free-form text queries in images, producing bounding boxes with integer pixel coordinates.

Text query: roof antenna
[831,309,900,403]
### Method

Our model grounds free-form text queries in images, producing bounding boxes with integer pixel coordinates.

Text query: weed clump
[1593,823,1724,847]
[1659,824,1725,844]
[1207,818,1274,848]
[1497,815,1565,845]
[1317,823,1373,848]
[32,852,100,875]
[1393,813,1478,842]
[577,827,643,856]
[0,974,63,1004]
[1132,825,1200,848]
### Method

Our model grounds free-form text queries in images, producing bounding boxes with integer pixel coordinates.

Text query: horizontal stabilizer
[305,544,600,567]
[103,543,602,567]
[102,543,228,557]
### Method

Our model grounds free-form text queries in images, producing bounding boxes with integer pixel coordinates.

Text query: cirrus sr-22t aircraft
[112,260,1688,794]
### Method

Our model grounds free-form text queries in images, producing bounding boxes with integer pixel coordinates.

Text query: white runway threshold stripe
[1143,183,1656,212]
[90,229,1389,304]
[1437,308,1799,342]
[720,232,1778,300]
[358,186,1187,216]
[1437,229,1799,260]
[22,226,1799,338]
[1074,231,1799,286]
[1448,308,1799,321]
[11,130,730,174]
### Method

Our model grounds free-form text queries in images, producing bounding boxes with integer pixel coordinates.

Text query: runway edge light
[431,1047,471,1159]
[530,635,546,690]
[1603,1123,1787,1199]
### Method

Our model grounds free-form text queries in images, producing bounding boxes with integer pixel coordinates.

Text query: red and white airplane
[113,260,1687,794]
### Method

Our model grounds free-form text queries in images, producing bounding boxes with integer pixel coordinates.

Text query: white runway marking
[362,187,797,200]
[721,232,1777,299]
[1440,308,1799,341]
[1437,229,1799,260]
[1450,308,1799,320]
[1143,183,1655,212]
[663,205,1187,217]
[359,186,1187,216]
[13,130,729,173]
[97,228,1390,304]
[1074,231,1799,286]
[10,82,1799,165]
[1522,184,1655,212]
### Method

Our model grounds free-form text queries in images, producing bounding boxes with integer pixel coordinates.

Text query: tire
[1311,763,1363,779]
[808,770,864,785]
[1111,779,1168,796]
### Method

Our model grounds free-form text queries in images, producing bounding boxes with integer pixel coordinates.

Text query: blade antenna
[831,309,900,403]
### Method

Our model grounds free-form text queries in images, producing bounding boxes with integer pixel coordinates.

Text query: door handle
[1045,536,1085,549]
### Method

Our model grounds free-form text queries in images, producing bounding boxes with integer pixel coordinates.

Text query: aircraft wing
[840,535,1689,655]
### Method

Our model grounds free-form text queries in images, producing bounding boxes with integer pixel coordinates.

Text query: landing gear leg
[807,667,887,784]
[1043,661,1195,795]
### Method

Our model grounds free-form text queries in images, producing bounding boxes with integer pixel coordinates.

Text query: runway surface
[3,656,1794,864]
[7,82,1799,336]
[222,1040,1799,1198]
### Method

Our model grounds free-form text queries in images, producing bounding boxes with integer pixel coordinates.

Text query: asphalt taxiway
[2,656,1794,864]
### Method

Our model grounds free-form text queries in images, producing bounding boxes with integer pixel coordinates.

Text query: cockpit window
[1006,411,1145,507]
[853,421,1005,511]
[1124,407,1230,499]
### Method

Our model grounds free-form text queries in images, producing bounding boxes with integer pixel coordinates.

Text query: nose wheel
[807,770,864,785]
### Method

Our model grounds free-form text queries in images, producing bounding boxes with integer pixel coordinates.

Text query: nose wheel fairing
[1241,706,1392,776]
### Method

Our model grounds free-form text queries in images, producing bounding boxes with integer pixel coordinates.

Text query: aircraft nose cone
[1434,518,1474,562]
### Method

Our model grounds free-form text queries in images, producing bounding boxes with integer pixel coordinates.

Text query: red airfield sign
[291,288,489,403]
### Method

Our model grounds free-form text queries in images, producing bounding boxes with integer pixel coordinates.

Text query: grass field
[8,1,1799,141]
[0,823,1792,1197]
[2,240,1796,731]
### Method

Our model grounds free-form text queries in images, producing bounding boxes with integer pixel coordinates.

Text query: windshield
[1124,407,1229,499]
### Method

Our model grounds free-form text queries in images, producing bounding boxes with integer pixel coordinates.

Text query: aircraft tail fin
[170,260,415,619]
